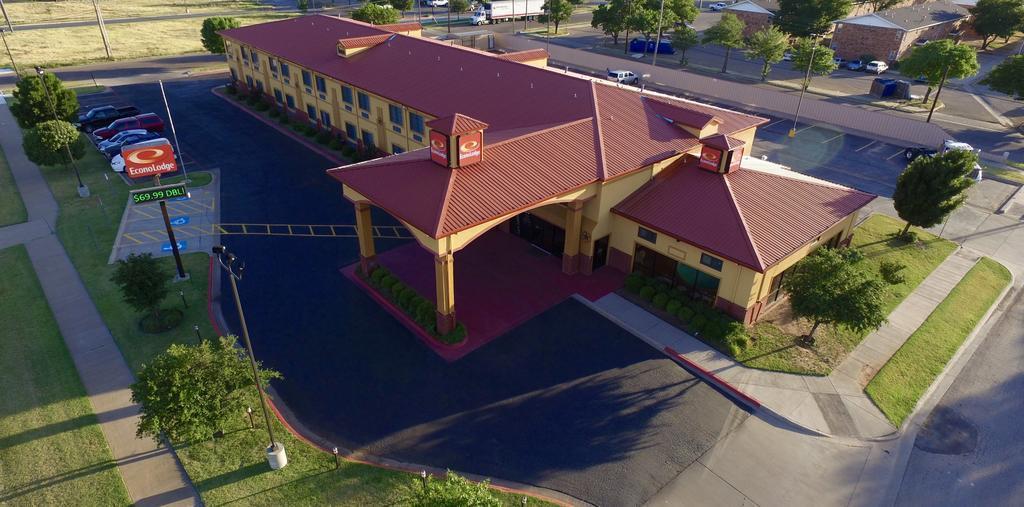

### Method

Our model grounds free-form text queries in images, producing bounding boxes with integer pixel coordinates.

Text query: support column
[354,202,376,274]
[562,200,584,275]
[434,253,456,335]
[578,227,595,276]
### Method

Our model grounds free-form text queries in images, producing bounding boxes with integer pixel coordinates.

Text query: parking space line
[854,140,877,152]
[121,233,142,245]
[886,149,906,160]
[139,231,163,242]
[797,124,817,134]
[765,119,788,129]
[820,133,844,144]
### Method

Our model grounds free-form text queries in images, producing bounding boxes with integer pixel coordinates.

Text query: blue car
[628,38,676,55]
[99,131,160,159]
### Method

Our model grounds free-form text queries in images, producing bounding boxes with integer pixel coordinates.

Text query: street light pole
[926,32,963,124]
[1,27,18,76]
[212,245,288,470]
[789,34,819,138]
[651,0,666,68]
[36,66,89,197]
[0,0,13,33]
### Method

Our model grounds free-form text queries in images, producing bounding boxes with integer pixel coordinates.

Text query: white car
[607,69,639,85]
[865,61,889,74]
[782,51,793,61]
[110,154,125,173]
[424,0,448,6]
[97,128,148,150]
[709,2,728,10]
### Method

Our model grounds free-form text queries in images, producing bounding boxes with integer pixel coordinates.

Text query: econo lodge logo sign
[699,145,723,172]
[457,131,482,165]
[429,131,449,166]
[122,139,177,179]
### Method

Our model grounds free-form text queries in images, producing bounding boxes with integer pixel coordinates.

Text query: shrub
[268,108,280,118]
[254,100,270,111]
[341,144,355,157]
[437,323,467,344]
[691,315,707,334]
[369,266,388,284]
[387,281,406,299]
[401,470,499,506]
[278,113,290,125]
[624,273,646,293]
[652,292,669,310]
[303,125,317,137]
[727,341,743,357]
[397,287,416,310]
[246,94,260,106]
[652,280,670,293]
[879,259,907,285]
[677,306,695,323]
[225,84,237,95]
[665,299,683,315]
[316,130,332,145]
[703,322,725,344]
[639,285,656,302]
[380,275,398,291]
[329,137,344,151]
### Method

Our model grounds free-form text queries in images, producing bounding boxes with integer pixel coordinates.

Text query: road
[4,9,283,31]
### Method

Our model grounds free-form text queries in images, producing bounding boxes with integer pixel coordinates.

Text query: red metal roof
[612,157,875,271]
[376,21,422,33]
[426,113,490,136]
[337,33,392,50]
[643,96,722,129]
[701,133,745,151]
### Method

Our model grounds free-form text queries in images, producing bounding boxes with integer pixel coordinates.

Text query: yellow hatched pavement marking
[118,223,408,246]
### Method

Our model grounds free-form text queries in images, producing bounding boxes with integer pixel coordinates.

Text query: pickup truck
[76,105,140,133]
[93,113,165,141]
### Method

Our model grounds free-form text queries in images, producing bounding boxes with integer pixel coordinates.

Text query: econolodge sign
[457,131,482,166]
[429,130,449,166]
[699,146,722,172]
[122,138,177,179]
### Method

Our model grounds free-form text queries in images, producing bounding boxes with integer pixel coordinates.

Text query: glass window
[230,68,237,82]
[637,226,657,243]
[302,70,312,87]
[392,144,404,154]
[315,76,327,94]
[345,122,357,141]
[245,75,253,88]
[241,47,249,60]
[255,80,263,92]
[361,130,375,148]
[285,94,295,108]
[320,110,331,127]
[342,86,353,104]
[273,89,283,104]
[357,92,370,111]
[676,263,720,301]
[388,104,404,126]
[306,105,316,120]
[700,253,724,271]
[409,112,424,134]
[269,58,277,73]
[251,50,259,69]
[280,62,290,77]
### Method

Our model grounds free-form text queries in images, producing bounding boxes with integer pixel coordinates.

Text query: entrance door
[509,212,565,257]
[592,235,609,271]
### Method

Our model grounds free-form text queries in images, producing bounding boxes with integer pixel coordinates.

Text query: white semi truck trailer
[471,0,546,25]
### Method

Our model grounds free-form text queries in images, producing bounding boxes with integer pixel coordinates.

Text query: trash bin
[894,80,912,100]
[870,78,896,98]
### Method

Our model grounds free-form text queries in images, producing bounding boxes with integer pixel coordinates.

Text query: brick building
[723,0,778,38]
[831,0,970,62]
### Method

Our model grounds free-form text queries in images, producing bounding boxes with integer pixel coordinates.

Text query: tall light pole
[91,0,112,59]
[1,27,17,76]
[212,245,288,470]
[651,0,666,68]
[789,34,819,138]
[0,0,13,33]
[158,80,187,182]
[36,66,89,197]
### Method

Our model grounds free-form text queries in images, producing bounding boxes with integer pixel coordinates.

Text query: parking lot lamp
[927,32,963,124]
[789,33,820,138]
[35,66,89,197]
[651,0,667,67]
[1,28,18,76]
[212,245,288,470]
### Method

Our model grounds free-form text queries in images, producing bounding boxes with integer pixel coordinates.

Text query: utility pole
[36,66,89,197]
[651,0,666,67]
[92,0,112,59]
[158,80,187,182]
[789,34,819,138]
[1,27,17,76]
[0,0,13,33]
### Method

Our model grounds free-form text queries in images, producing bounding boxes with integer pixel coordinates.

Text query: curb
[662,346,761,411]
[211,86,349,166]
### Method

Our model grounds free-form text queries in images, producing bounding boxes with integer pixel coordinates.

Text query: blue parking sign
[169,216,190,226]
[161,240,188,252]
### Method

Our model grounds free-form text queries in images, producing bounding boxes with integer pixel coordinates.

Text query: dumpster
[870,78,897,98]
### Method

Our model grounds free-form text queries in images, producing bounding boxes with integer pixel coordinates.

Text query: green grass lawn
[983,165,1024,185]
[739,214,958,375]
[866,257,1011,426]
[0,245,131,506]
[36,136,553,505]
[70,85,107,96]
[0,147,28,227]
[162,170,213,188]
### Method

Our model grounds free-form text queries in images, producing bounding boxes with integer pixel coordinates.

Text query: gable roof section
[427,113,490,136]
[337,33,392,50]
[701,133,745,151]
[643,96,722,130]
[836,1,968,30]
[612,157,874,271]
[724,0,777,15]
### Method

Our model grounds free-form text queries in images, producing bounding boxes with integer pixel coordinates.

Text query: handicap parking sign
[169,216,190,226]
[171,194,190,201]
[161,240,188,252]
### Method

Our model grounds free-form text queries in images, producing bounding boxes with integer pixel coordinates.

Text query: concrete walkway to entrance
[0,102,199,506]
[590,247,981,439]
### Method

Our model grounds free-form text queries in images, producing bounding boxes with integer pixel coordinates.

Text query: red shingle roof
[426,114,490,136]
[612,157,875,271]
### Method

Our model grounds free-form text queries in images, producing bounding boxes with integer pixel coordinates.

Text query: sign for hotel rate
[130,182,188,205]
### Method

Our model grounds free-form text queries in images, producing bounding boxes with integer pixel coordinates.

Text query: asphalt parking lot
[99,77,749,504]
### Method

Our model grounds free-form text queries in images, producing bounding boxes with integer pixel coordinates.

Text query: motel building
[221,16,875,345]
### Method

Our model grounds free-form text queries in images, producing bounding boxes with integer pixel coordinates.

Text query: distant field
[1,13,295,69]
[4,0,266,25]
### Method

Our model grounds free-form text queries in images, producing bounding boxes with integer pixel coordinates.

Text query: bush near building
[363,265,468,345]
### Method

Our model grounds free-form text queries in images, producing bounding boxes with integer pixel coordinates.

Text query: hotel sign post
[122,139,188,279]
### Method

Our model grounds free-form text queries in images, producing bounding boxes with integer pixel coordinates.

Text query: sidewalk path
[0,103,199,505]
[592,247,979,439]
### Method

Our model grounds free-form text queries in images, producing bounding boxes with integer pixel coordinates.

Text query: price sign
[130,183,189,205]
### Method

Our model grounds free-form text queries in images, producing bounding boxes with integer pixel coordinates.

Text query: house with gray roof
[830,0,970,62]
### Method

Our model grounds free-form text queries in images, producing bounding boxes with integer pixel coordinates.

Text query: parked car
[92,113,165,140]
[99,131,161,158]
[904,140,984,181]
[110,154,125,173]
[75,105,140,133]
[914,38,928,46]
[782,51,793,61]
[865,61,889,74]
[846,60,865,71]
[607,69,639,85]
[709,2,728,10]
[628,38,676,55]
[833,57,846,66]
[423,0,447,5]
[96,129,148,151]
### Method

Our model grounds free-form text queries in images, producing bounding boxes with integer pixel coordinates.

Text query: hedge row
[624,272,749,357]
[365,265,467,345]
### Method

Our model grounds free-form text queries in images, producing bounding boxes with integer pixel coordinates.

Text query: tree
[790,37,837,90]
[745,26,790,81]
[776,0,853,37]
[9,73,79,129]
[131,336,283,443]
[449,0,470,19]
[664,0,699,25]
[540,0,575,33]
[702,13,746,73]
[351,3,400,24]
[592,0,627,44]
[297,0,309,12]
[200,17,241,54]
[111,253,171,321]
[893,149,977,237]
[783,248,887,343]
[672,26,699,66]
[971,0,1024,50]
[22,120,86,167]
[981,54,1024,98]
[900,40,979,103]
[401,471,501,507]
[389,0,414,13]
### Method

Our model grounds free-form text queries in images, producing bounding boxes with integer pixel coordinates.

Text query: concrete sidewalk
[592,247,980,439]
[0,103,199,505]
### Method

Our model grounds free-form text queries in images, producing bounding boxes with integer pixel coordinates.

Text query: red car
[93,113,165,140]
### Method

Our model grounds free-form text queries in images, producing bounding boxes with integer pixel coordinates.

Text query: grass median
[5,0,266,26]
[0,245,131,506]
[35,136,552,505]
[740,214,957,375]
[0,146,28,227]
[866,257,1011,426]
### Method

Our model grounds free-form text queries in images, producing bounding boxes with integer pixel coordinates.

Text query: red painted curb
[663,346,762,410]
[211,87,349,166]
